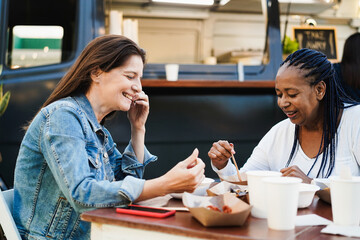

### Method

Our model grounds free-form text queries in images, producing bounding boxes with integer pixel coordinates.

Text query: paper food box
[219,173,248,185]
[312,178,331,204]
[207,181,249,203]
[316,188,331,204]
[182,192,252,227]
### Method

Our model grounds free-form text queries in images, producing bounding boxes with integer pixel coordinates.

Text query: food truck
[1,0,344,189]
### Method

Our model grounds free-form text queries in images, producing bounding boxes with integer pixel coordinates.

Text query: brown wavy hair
[42,35,146,108]
[22,35,145,130]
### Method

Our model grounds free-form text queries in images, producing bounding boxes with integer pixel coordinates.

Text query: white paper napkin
[295,214,332,226]
[321,224,360,238]
[136,194,172,207]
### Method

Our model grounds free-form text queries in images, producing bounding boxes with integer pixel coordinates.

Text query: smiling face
[88,54,144,116]
[275,64,326,128]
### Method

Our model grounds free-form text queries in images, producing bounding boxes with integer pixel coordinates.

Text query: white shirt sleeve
[240,145,271,171]
[350,106,360,168]
[354,133,360,167]
[211,119,294,178]
[211,124,276,178]
[211,159,237,179]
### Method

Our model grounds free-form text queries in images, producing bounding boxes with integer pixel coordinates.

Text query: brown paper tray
[183,192,252,227]
[316,188,331,204]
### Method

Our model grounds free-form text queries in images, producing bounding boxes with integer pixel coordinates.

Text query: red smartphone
[116,204,176,218]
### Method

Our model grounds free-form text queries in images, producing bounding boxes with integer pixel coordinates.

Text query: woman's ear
[315,81,326,100]
[90,68,102,83]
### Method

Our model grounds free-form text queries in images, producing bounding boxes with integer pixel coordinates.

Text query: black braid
[282,48,358,178]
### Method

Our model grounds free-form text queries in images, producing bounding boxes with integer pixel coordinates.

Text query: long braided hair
[282,48,358,178]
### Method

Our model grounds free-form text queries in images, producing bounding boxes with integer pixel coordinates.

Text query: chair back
[0,189,21,240]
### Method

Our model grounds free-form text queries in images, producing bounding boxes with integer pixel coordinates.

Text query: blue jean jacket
[13,95,157,240]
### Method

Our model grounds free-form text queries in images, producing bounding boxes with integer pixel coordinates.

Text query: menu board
[293,26,338,60]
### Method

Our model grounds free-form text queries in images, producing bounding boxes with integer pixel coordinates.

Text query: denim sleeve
[40,106,145,213]
[113,142,158,180]
[102,127,158,180]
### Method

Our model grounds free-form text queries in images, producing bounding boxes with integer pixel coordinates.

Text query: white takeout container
[219,172,248,185]
[200,177,216,186]
[170,177,215,199]
[312,178,331,204]
[312,178,330,190]
[206,181,247,196]
[298,183,320,208]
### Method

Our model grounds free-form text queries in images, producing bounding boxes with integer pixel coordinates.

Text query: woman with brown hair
[13,35,205,240]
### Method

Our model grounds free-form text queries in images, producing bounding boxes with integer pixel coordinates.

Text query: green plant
[283,35,299,55]
[0,83,10,117]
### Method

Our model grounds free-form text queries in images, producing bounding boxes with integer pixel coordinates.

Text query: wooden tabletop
[81,196,350,240]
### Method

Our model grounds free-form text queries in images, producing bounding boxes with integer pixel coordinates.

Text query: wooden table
[81,196,351,240]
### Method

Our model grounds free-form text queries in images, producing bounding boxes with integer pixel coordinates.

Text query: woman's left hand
[127,91,149,131]
[280,165,312,184]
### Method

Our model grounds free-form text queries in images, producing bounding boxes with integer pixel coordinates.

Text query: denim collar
[73,94,102,133]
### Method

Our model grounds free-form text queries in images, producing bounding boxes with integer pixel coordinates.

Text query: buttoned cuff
[122,142,158,174]
[211,159,237,178]
[118,176,146,202]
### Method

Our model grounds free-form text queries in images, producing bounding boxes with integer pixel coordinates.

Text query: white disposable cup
[329,176,360,226]
[263,177,302,230]
[246,171,282,218]
[204,56,217,65]
[165,64,179,81]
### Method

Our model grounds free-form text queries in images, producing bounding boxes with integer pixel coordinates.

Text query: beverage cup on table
[329,176,360,226]
[263,177,302,230]
[246,170,282,218]
[165,64,179,81]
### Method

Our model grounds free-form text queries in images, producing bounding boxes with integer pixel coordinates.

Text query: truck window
[10,25,64,69]
[5,0,77,69]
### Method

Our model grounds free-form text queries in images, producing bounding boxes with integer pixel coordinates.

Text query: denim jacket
[13,94,157,240]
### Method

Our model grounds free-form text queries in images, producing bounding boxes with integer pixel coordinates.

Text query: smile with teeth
[123,92,133,101]
[285,111,297,118]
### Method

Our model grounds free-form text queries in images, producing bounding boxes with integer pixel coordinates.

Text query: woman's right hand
[162,148,205,194]
[208,140,235,170]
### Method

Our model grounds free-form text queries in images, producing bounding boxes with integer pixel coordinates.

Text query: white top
[213,105,360,179]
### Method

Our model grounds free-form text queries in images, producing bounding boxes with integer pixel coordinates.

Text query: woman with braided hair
[209,48,360,183]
